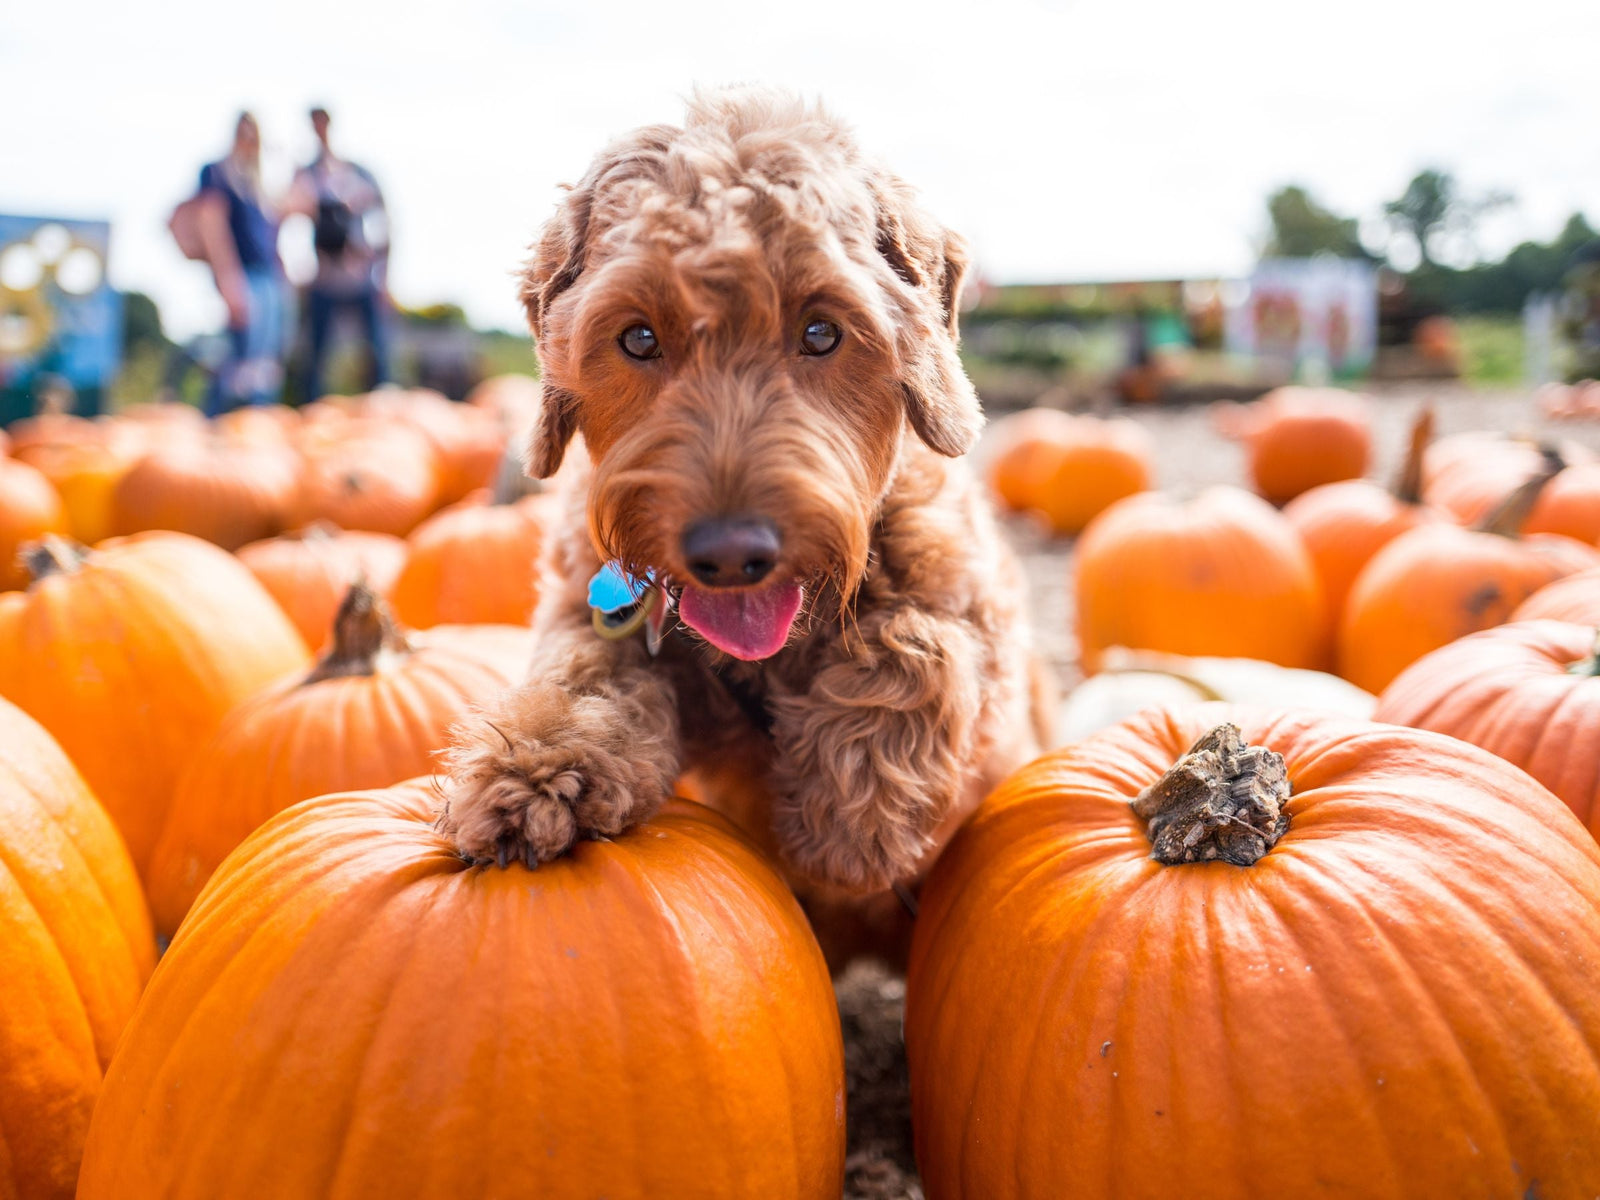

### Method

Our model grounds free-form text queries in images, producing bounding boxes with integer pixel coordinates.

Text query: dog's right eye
[619,324,661,361]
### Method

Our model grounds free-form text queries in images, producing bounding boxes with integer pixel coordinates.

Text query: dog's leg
[436,617,680,868]
[768,606,985,892]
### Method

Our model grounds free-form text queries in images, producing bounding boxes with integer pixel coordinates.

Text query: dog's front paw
[437,699,678,868]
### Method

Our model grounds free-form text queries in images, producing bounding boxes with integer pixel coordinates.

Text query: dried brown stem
[1391,405,1434,506]
[1131,724,1291,867]
[1570,629,1600,679]
[303,580,410,683]
[1475,445,1565,538]
[20,535,89,584]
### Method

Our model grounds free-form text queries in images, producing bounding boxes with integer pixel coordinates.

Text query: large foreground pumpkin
[1075,487,1325,673]
[0,533,311,877]
[906,707,1600,1199]
[80,785,845,1199]
[145,584,535,936]
[1376,620,1600,837]
[1,697,153,1200]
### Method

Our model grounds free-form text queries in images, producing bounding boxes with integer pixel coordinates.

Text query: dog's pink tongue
[679,582,804,661]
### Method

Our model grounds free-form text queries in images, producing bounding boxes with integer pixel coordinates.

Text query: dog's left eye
[619,324,661,360]
[800,319,842,357]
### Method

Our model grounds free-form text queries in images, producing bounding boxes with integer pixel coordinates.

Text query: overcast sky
[3,0,1596,340]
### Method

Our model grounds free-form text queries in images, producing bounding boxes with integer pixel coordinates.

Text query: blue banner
[0,214,122,418]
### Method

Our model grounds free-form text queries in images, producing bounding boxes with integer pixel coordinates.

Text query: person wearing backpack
[289,107,391,402]
[187,112,290,415]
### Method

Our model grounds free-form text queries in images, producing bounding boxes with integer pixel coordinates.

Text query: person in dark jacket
[196,112,289,414]
[289,107,391,401]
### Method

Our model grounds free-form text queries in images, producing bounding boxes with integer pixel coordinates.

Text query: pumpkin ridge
[303,881,443,1196]
[0,769,150,1003]
[0,830,105,1052]
[1277,848,1516,1174]
[0,752,150,985]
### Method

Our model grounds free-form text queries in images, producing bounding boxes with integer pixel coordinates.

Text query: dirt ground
[835,382,1600,1199]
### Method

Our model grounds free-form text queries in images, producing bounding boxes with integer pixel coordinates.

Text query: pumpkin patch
[6,376,1600,1197]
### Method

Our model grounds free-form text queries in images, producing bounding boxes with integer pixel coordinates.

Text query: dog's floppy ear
[872,175,982,458]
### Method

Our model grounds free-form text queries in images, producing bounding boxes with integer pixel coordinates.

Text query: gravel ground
[836,382,1600,1198]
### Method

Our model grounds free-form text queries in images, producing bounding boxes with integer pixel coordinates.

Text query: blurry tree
[1262,186,1373,259]
[1407,211,1598,314]
[1384,169,1513,268]
[121,290,173,357]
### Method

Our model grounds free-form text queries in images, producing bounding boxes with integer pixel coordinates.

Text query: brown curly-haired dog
[439,88,1049,926]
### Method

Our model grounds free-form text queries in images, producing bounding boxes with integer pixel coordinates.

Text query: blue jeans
[207,267,288,416]
[305,286,390,402]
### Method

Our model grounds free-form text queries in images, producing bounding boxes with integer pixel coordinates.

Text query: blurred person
[290,107,391,401]
[195,112,289,415]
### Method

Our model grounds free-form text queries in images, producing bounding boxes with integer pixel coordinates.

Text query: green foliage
[1455,317,1524,386]
[1405,212,1598,314]
[1263,186,1372,260]
[400,302,470,327]
[122,291,173,357]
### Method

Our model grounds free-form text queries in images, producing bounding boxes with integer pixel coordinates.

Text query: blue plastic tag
[587,562,651,615]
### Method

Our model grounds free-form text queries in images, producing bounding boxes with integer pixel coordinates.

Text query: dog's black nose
[682,516,781,588]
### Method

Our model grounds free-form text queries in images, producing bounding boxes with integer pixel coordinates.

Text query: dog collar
[588,562,672,655]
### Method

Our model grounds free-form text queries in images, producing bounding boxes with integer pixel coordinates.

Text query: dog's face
[520,91,981,660]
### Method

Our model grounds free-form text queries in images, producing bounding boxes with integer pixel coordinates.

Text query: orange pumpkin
[81,785,845,1199]
[15,440,136,546]
[1512,566,1600,625]
[391,474,556,628]
[145,584,535,935]
[0,456,67,591]
[465,372,541,435]
[1375,620,1600,837]
[1339,461,1600,691]
[1075,487,1326,673]
[347,388,508,506]
[1422,432,1594,526]
[294,423,440,536]
[236,523,408,649]
[906,707,1600,1199]
[111,440,301,550]
[1,696,153,1200]
[1219,387,1372,505]
[0,533,310,878]
[987,410,1153,535]
[1525,461,1600,545]
[1282,407,1441,641]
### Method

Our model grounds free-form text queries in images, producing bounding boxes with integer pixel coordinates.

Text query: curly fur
[437,87,1049,938]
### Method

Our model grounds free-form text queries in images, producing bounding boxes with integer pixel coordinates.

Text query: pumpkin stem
[296,521,339,543]
[20,535,90,584]
[1391,405,1434,506]
[1475,446,1565,538]
[1571,628,1600,678]
[1131,723,1290,867]
[304,581,410,683]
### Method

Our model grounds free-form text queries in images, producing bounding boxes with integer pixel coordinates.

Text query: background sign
[1224,257,1378,380]
[0,213,121,420]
